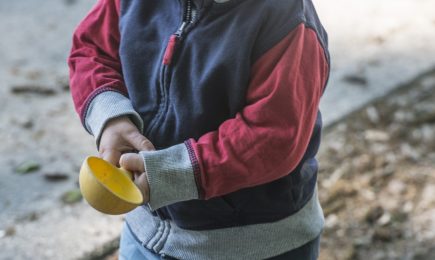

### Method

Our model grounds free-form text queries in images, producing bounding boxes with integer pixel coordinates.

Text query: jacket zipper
[163,0,194,65]
[147,0,195,143]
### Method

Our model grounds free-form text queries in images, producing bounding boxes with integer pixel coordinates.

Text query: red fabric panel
[188,24,329,199]
[68,0,126,122]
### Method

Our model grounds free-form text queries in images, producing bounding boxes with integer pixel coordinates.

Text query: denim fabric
[119,223,176,260]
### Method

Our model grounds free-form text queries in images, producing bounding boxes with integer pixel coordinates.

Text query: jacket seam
[185,139,205,199]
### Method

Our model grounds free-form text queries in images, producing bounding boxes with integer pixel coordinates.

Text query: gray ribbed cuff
[84,91,144,146]
[140,144,199,210]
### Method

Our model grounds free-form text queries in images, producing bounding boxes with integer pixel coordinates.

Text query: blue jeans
[119,223,173,260]
[119,223,320,260]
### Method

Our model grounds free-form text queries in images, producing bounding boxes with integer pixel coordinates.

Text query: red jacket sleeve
[187,24,329,200]
[68,0,126,123]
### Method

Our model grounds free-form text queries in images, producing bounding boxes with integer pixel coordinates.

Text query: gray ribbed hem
[125,187,324,260]
[84,91,144,146]
[140,143,199,210]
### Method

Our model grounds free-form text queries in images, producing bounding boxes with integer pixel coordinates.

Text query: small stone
[421,125,434,142]
[366,106,380,124]
[328,139,346,153]
[403,202,413,213]
[373,226,402,242]
[365,206,384,224]
[372,143,390,155]
[325,214,339,229]
[394,111,413,123]
[411,129,422,141]
[364,129,390,142]
[384,153,397,164]
[387,180,406,195]
[360,189,376,201]
[378,212,392,226]
[336,228,346,238]
[353,235,373,248]
[400,143,420,161]
[15,160,40,174]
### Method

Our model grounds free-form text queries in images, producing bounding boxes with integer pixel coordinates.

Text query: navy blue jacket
[70,0,330,230]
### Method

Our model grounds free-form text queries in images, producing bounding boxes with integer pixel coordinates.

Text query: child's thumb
[119,153,145,173]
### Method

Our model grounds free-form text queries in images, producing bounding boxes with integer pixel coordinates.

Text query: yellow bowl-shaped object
[79,156,143,215]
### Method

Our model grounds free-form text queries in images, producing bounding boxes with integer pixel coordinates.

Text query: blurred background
[0,0,434,259]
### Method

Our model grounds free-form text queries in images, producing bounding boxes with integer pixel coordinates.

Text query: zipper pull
[162,0,194,66]
[163,35,178,65]
[175,22,187,37]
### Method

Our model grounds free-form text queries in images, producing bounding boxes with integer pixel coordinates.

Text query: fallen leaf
[61,189,82,204]
[15,161,40,174]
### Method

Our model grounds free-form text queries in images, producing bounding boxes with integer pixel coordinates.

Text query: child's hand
[120,153,150,203]
[99,117,155,166]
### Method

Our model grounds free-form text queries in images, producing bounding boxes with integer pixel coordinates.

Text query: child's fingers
[119,153,145,173]
[125,132,155,152]
[101,149,121,166]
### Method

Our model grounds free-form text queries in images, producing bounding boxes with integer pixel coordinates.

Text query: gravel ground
[318,71,435,260]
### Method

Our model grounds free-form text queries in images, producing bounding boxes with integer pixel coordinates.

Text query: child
[68,0,330,259]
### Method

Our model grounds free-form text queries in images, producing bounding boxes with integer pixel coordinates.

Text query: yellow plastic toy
[79,156,143,215]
